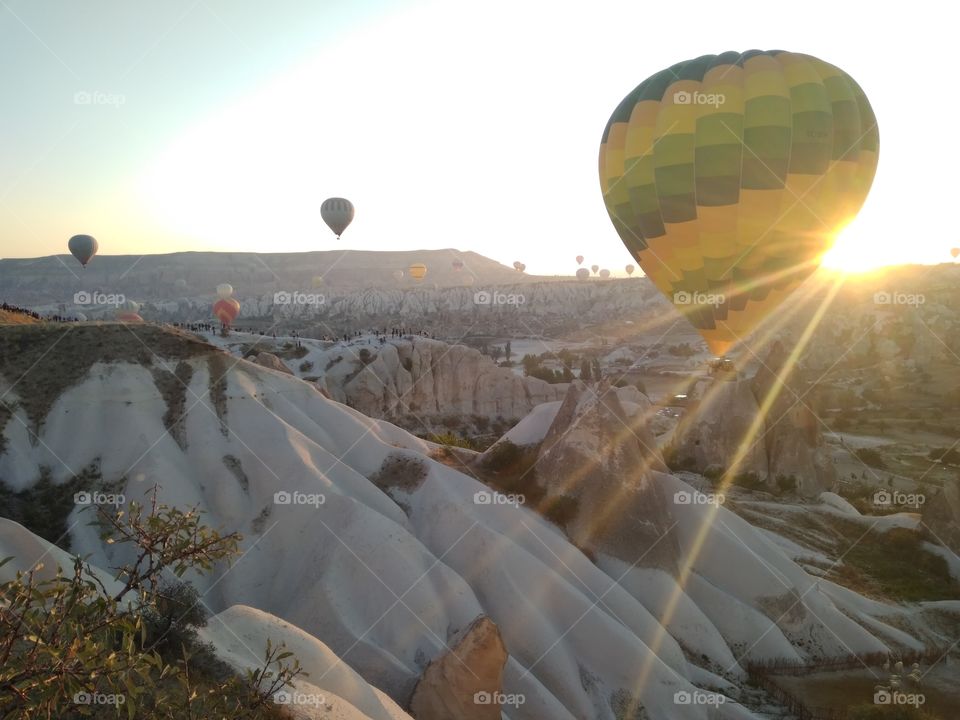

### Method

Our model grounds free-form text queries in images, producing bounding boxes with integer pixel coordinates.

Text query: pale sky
[1,0,956,276]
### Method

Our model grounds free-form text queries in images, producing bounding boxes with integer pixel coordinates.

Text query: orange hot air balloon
[951,248,960,259]
[213,298,240,327]
[409,263,427,280]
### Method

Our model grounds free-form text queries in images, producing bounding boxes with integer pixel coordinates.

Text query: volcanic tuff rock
[409,616,508,720]
[669,342,836,496]
[534,380,679,569]
[1,323,940,719]
[252,351,294,375]
[330,338,566,421]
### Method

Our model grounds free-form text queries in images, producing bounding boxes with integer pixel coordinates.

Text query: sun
[820,214,888,274]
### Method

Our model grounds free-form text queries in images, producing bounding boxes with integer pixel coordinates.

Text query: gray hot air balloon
[576,268,590,280]
[68,234,98,267]
[321,197,355,238]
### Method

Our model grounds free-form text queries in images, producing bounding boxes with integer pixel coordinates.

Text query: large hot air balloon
[321,197,355,238]
[599,269,611,279]
[409,263,427,280]
[213,298,240,328]
[576,268,591,280]
[216,283,233,300]
[68,235,98,267]
[599,50,878,356]
[576,255,584,265]
[452,260,464,271]
[625,264,635,276]
[591,264,599,274]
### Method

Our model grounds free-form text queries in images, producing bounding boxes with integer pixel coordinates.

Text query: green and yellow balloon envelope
[599,50,878,356]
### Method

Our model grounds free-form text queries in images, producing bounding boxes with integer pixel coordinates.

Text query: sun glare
[820,215,886,274]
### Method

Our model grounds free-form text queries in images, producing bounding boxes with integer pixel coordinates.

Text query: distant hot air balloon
[321,197,355,238]
[216,283,233,300]
[68,235,98,267]
[576,255,584,265]
[591,264,599,274]
[576,268,590,280]
[512,261,522,271]
[952,248,960,259]
[116,300,142,323]
[599,269,611,279]
[452,260,464,271]
[409,263,427,280]
[625,264,635,276]
[599,50,878,356]
[213,298,240,328]
[393,269,404,281]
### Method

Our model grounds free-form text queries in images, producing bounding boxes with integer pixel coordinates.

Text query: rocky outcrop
[409,616,507,720]
[252,351,294,376]
[670,342,835,496]
[669,380,768,479]
[534,380,678,570]
[328,338,566,421]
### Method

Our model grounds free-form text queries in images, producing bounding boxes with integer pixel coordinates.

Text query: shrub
[856,447,886,469]
[0,489,300,719]
[425,432,480,451]
[775,474,798,494]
